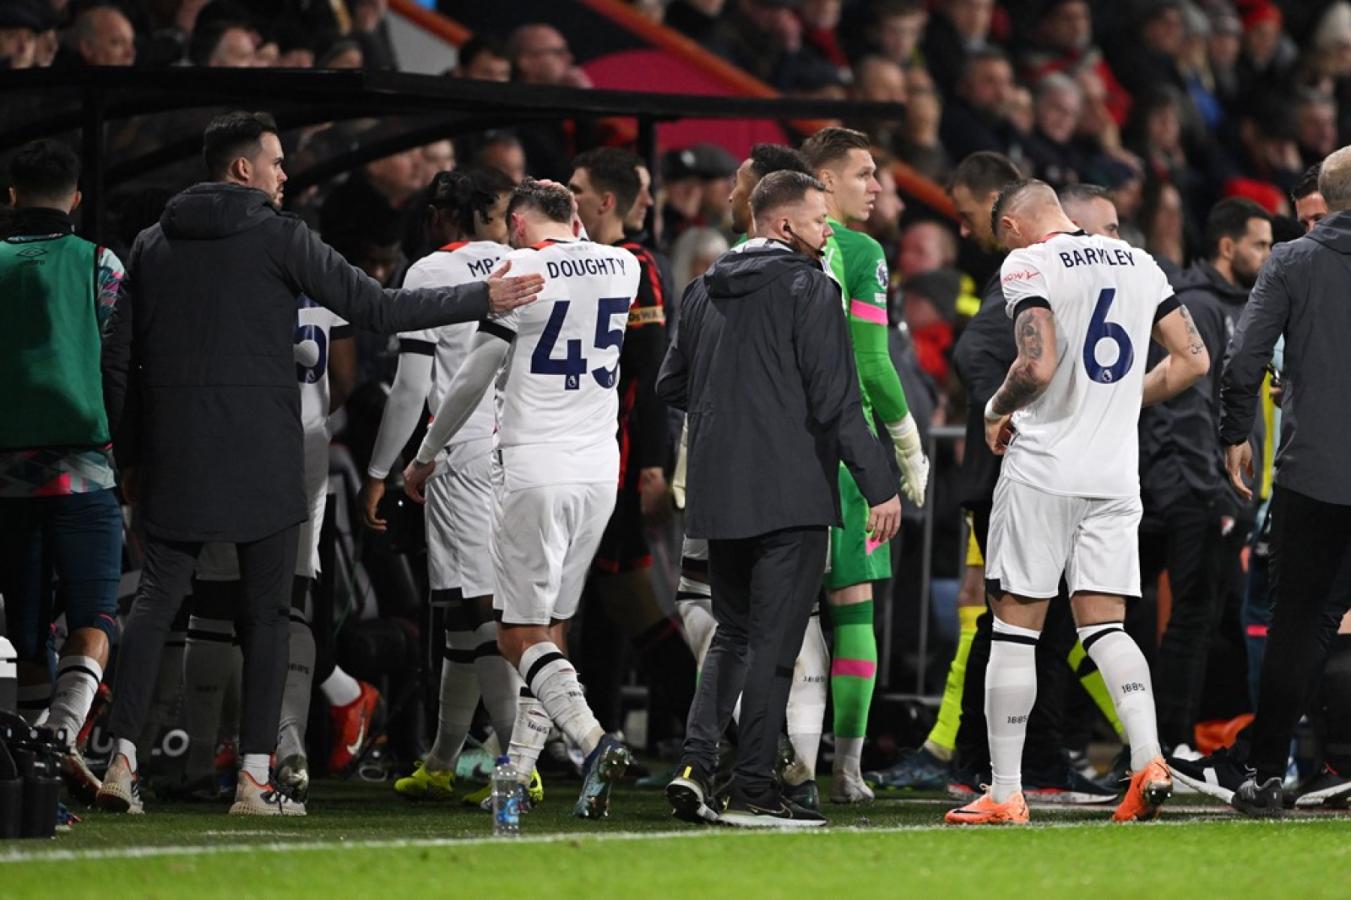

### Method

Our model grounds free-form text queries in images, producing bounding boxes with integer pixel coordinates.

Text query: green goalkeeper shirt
[823,217,910,426]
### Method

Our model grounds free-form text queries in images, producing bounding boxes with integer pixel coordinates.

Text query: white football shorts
[492,480,617,626]
[425,437,496,597]
[985,476,1142,600]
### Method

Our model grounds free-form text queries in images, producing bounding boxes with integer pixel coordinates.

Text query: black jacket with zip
[656,240,895,540]
[102,182,491,542]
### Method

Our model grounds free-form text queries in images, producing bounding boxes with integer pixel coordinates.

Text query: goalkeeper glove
[886,413,930,507]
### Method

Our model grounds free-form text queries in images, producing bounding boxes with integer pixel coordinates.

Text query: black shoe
[946,764,988,801]
[667,762,720,824]
[865,747,951,792]
[1023,765,1120,805]
[1231,776,1285,818]
[1292,765,1351,809]
[1093,745,1131,793]
[718,790,827,829]
[783,778,820,812]
[1167,747,1249,804]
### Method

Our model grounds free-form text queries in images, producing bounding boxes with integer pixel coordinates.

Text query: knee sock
[518,642,604,758]
[17,681,52,726]
[676,577,717,670]
[830,601,877,776]
[319,666,361,708]
[507,687,551,780]
[1067,640,1126,740]
[47,655,104,750]
[427,627,481,771]
[787,613,828,778]
[276,612,316,762]
[1079,622,1160,771]
[473,620,522,748]
[987,617,1041,802]
[184,615,235,777]
[927,605,982,760]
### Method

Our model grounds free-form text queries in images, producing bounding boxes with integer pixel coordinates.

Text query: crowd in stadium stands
[3,0,1351,824]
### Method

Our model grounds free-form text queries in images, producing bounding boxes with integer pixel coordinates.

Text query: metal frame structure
[0,67,916,242]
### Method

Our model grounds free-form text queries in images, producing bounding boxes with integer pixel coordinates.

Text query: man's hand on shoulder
[485,259,543,316]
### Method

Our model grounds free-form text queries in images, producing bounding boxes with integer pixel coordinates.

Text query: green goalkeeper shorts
[826,463,893,590]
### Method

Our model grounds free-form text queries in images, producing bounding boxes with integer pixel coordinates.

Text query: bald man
[947,178,1207,826]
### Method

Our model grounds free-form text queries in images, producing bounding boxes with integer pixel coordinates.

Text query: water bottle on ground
[491,755,522,837]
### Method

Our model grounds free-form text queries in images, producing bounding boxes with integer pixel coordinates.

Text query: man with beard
[1138,198,1271,760]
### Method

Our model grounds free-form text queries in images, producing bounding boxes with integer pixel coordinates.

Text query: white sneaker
[95,753,144,814]
[830,770,875,804]
[1170,744,1201,794]
[229,772,307,816]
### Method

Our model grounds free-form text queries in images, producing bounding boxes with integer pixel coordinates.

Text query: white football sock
[114,738,138,773]
[1079,623,1161,771]
[472,620,522,748]
[184,616,235,777]
[276,612,315,762]
[788,613,828,778]
[319,666,361,708]
[987,617,1040,803]
[241,752,270,785]
[47,655,103,749]
[507,687,551,781]
[518,642,603,758]
[675,578,716,668]
[426,628,480,772]
[17,682,52,725]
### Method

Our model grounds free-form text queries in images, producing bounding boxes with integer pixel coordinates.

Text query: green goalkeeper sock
[829,601,877,739]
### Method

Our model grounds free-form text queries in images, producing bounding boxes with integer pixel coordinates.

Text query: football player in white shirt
[361,168,537,807]
[946,180,1210,826]
[404,180,640,818]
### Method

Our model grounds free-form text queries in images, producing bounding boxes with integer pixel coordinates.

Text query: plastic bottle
[491,755,522,837]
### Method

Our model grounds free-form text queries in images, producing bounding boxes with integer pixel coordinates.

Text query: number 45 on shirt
[530,297,630,390]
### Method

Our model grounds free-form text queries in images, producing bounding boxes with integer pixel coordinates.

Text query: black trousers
[1249,487,1351,781]
[954,507,1076,778]
[681,526,828,797]
[1140,492,1223,748]
[109,525,298,756]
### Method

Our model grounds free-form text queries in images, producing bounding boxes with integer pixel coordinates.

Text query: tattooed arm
[1142,303,1210,407]
[984,304,1058,454]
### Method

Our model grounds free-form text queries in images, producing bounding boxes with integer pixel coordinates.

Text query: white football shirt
[295,295,347,436]
[999,232,1175,498]
[401,240,506,448]
[485,238,640,489]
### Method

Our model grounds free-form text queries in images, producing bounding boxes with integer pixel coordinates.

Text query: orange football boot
[1113,756,1172,822]
[945,788,1030,825]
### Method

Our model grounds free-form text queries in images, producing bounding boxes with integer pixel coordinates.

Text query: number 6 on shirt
[1083,287,1135,384]
[530,296,630,390]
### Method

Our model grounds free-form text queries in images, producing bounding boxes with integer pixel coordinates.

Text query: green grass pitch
[2,779,1347,899]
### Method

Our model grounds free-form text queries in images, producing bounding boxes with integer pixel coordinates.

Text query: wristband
[984,397,1002,422]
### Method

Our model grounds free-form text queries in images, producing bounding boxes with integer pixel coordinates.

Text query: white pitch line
[0,815,1330,866]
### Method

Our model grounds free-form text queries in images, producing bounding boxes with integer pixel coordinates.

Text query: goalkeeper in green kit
[798,128,929,803]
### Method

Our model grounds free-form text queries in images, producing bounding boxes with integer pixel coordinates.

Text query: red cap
[1239,1,1282,32]
[1222,177,1284,214]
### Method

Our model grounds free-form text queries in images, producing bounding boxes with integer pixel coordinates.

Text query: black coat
[656,241,895,541]
[1138,261,1233,518]
[102,182,492,543]
[952,273,1011,517]
[1222,211,1351,507]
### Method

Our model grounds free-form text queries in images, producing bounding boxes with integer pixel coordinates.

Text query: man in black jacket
[657,171,899,828]
[1139,198,1270,755]
[96,111,542,817]
[1177,146,1351,815]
